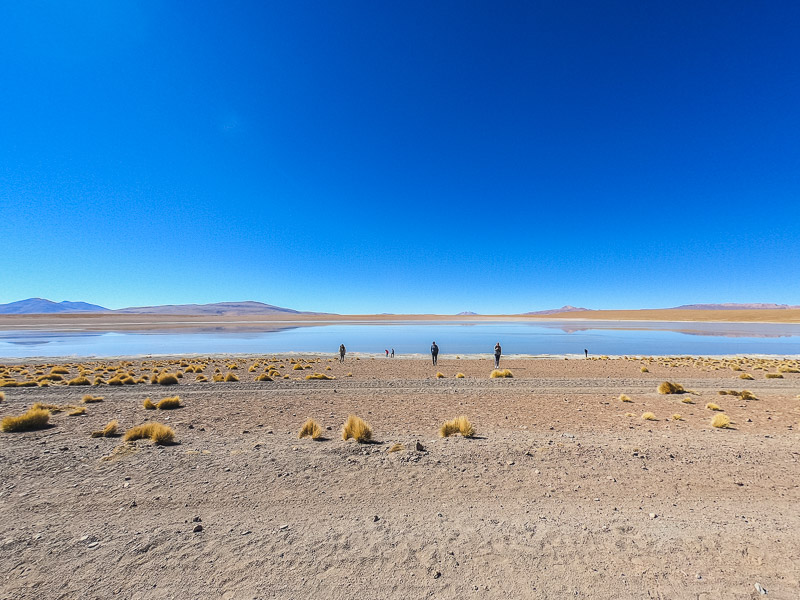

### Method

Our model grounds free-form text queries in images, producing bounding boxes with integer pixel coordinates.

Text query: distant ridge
[0,298,110,314]
[523,305,591,316]
[456,311,479,316]
[672,303,800,310]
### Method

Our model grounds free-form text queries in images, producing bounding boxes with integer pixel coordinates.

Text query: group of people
[338,341,505,367]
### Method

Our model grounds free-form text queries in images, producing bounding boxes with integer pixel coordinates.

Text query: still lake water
[1,320,800,359]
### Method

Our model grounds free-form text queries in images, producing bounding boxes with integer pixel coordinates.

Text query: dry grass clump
[91,420,119,438]
[388,443,403,453]
[224,373,239,382]
[156,396,181,410]
[440,415,476,438]
[765,373,783,379]
[67,376,91,386]
[740,390,756,400]
[641,412,657,421]
[123,422,175,445]
[490,369,513,378]
[455,373,465,378]
[680,397,694,404]
[255,373,273,382]
[143,398,156,410]
[342,415,372,443]
[157,373,180,385]
[619,394,632,402]
[305,373,334,380]
[31,402,64,412]
[657,381,684,394]
[705,402,722,411]
[68,406,86,416]
[1,408,50,432]
[292,364,304,371]
[298,418,323,440]
[196,374,208,382]
[672,414,682,421]
[640,366,649,373]
[82,394,104,403]
[711,413,731,428]
[738,373,754,380]
[778,365,799,373]
[436,372,445,378]
[50,367,70,375]
[0,391,4,402]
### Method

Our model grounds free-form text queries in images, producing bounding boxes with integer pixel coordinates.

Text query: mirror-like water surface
[1,320,800,358]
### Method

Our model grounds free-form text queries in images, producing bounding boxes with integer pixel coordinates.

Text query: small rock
[649,513,657,519]
[696,574,702,580]
[188,424,194,429]
[129,500,137,508]
[192,516,202,522]
[372,515,380,522]
[507,461,515,466]
[433,571,441,579]
[754,582,767,595]
[279,525,289,531]
[415,441,425,452]
[87,542,99,549]
[192,524,203,533]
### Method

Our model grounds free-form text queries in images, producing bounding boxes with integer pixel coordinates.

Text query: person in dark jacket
[339,344,346,363]
[430,342,439,366]
[494,342,502,368]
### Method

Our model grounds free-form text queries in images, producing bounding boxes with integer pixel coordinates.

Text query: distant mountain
[672,303,800,310]
[456,311,479,316]
[0,298,110,314]
[523,305,591,315]
[114,301,311,315]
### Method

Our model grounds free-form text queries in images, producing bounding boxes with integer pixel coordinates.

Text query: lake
[1,320,800,359]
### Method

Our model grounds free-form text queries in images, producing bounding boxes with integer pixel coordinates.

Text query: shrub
[91,420,119,438]
[740,390,756,400]
[738,373,753,380]
[680,397,694,404]
[706,403,722,411]
[641,412,657,421]
[298,418,323,440]
[67,376,91,386]
[196,374,208,382]
[0,391,3,401]
[765,373,783,379]
[156,396,181,410]
[123,423,175,444]
[224,372,239,382]
[31,402,63,412]
[342,415,372,442]
[212,374,224,382]
[436,372,445,378]
[51,367,70,375]
[157,373,179,385]
[68,407,86,416]
[143,398,156,410]
[292,364,304,371]
[672,414,682,420]
[255,373,273,382]
[711,413,731,428]
[440,415,476,438]
[346,372,353,377]
[640,366,649,373]
[619,394,632,402]
[82,395,104,403]
[778,365,799,373]
[1,408,51,432]
[455,373,465,378]
[0,380,19,387]
[305,373,334,380]
[490,369,513,378]
[657,381,684,394]
[388,443,403,453]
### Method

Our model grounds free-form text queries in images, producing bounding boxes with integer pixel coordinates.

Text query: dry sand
[1,355,799,599]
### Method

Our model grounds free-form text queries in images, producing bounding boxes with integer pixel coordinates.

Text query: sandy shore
[1,355,799,599]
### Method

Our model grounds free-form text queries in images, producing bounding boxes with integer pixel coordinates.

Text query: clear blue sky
[2,1,799,313]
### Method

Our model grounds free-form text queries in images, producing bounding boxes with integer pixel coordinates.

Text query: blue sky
[1,1,798,313]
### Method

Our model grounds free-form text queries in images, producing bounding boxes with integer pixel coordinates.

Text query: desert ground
[1,354,799,599]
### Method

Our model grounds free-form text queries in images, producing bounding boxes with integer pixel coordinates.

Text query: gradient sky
[1,1,799,314]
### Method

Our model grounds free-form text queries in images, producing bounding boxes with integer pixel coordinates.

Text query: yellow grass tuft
[640,366,649,373]
[439,415,476,438]
[490,369,513,378]
[32,402,63,412]
[388,443,403,453]
[298,418,323,440]
[68,406,86,416]
[680,397,694,404]
[706,403,722,411]
[224,373,239,382]
[292,364,304,371]
[657,381,685,394]
[711,413,731,428]
[342,415,372,443]
[157,373,179,385]
[765,373,783,379]
[455,373,465,378]
[92,419,119,438]
[255,373,273,382]
[123,422,175,444]
[1,408,50,432]
[156,396,181,410]
[436,372,445,378]
[50,367,70,375]
[740,390,756,400]
[738,372,754,379]
[196,374,208,382]
[305,373,334,380]
[672,414,682,420]
[619,394,632,402]
[778,365,799,373]
[82,394,104,403]
[346,372,353,377]
[641,412,657,421]
[143,398,156,410]
[0,391,3,401]
[67,376,91,386]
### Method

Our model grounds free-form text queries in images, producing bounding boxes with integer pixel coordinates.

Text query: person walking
[391,348,395,358]
[430,341,439,366]
[584,348,588,359]
[339,344,346,363]
[385,349,389,357]
[494,342,502,368]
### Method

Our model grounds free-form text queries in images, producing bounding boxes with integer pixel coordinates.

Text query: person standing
[584,348,588,359]
[494,342,502,368]
[430,341,439,366]
[339,344,346,363]
[391,348,395,358]
[385,349,389,357]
